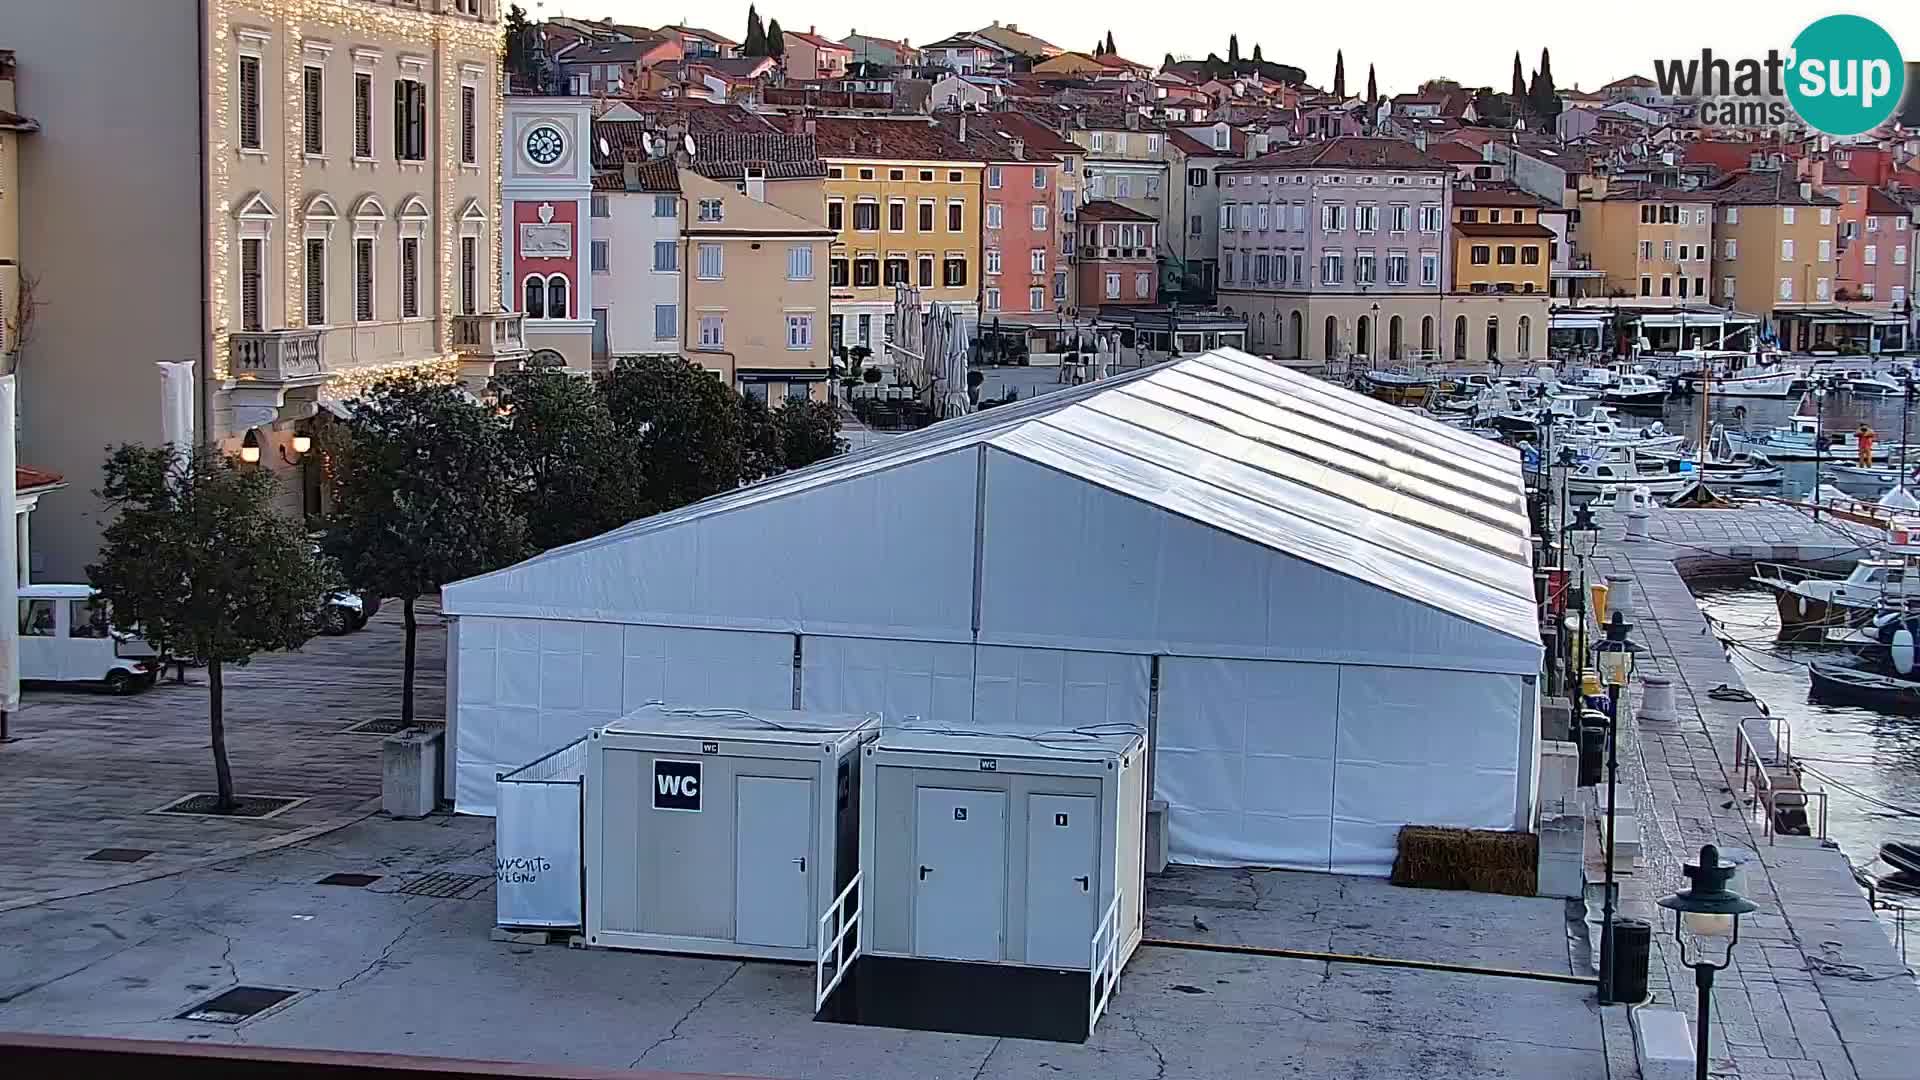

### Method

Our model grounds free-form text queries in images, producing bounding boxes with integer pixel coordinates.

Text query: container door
[734,775,814,948]
[912,786,1006,962]
[1024,793,1098,968]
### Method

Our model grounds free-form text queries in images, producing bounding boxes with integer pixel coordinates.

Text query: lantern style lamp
[239,428,262,464]
[292,432,314,456]
[1594,608,1635,1004]
[1658,845,1758,1080]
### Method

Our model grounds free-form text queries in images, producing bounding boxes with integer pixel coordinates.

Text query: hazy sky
[538,1,1919,95]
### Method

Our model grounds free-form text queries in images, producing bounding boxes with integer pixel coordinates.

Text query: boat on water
[1724,392,1920,461]
[1357,368,1433,407]
[1882,842,1920,877]
[1753,546,1920,640]
[1844,373,1907,397]
[1638,426,1784,485]
[1808,662,1920,713]
[1601,372,1670,410]
[1554,406,1687,453]
[1563,456,1695,498]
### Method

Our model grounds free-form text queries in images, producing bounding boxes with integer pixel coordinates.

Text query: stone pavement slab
[0,814,1607,1080]
[0,601,446,911]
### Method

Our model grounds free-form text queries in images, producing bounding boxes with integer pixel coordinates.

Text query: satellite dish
[597,136,611,158]
[683,133,697,158]
[641,131,656,156]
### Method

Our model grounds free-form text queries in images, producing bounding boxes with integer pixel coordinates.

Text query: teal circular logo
[1786,15,1905,137]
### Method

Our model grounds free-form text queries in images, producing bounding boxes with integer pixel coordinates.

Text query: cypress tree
[1511,52,1527,106]
[1229,35,1240,65]
[1333,50,1346,98]
[1366,65,1378,107]
[1534,48,1560,119]
[766,18,785,60]
[1251,43,1263,64]
[1105,30,1116,56]
[744,6,765,56]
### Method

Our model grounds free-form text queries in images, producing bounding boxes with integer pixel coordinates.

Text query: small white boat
[1724,392,1919,461]
[1825,462,1920,484]
[1564,457,1695,497]
[1845,373,1907,397]
[1602,372,1670,410]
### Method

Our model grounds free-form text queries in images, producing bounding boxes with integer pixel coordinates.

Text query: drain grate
[179,986,300,1024]
[84,847,155,863]
[150,793,307,819]
[396,871,491,899]
[317,872,381,887]
[340,717,445,736]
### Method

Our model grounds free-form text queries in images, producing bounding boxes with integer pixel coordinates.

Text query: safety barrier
[1088,890,1122,1034]
[815,872,862,1012]
[1733,717,1829,843]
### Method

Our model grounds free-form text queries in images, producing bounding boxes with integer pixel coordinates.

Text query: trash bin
[1578,715,1607,787]
[1607,917,1652,1004]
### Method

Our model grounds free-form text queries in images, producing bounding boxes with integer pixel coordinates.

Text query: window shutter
[394,81,406,159]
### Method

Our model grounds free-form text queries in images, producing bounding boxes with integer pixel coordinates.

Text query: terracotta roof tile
[1427,141,1486,164]
[1452,184,1552,208]
[1705,169,1839,207]
[1077,199,1156,222]
[1453,221,1557,238]
[689,132,828,180]
[1866,187,1910,217]
[16,466,63,491]
[1217,136,1449,173]
[783,29,850,51]
[0,109,38,132]
[811,116,986,162]
[592,159,679,192]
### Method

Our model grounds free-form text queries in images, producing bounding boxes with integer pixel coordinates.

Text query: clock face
[526,125,565,166]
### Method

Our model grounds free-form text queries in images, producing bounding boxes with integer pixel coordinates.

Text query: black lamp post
[1813,386,1828,522]
[1595,608,1636,1005]
[1568,502,1599,692]
[1658,845,1759,1080]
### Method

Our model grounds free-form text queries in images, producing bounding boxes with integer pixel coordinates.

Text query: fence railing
[1088,890,1122,1034]
[1733,716,1829,844]
[815,871,862,1012]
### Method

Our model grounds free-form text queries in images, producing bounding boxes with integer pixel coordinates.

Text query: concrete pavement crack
[629,962,743,1067]
[967,1037,1003,1080]
[0,930,166,1006]
[326,918,420,992]
[1123,1015,1167,1080]
[196,922,238,986]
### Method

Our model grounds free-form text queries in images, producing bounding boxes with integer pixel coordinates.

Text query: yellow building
[813,116,984,353]
[680,168,835,403]
[1573,180,1715,306]
[0,50,32,372]
[1450,191,1553,296]
[1705,169,1842,349]
[1032,52,1107,77]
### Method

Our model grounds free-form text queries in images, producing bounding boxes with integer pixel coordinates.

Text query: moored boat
[1809,662,1920,714]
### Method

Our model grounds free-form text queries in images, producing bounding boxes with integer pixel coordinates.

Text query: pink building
[1821,162,1913,305]
[1075,200,1159,309]
[945,114,1070,319]
[782,28,853,81]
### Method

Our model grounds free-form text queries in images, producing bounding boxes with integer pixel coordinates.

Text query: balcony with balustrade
[451,311,530,390]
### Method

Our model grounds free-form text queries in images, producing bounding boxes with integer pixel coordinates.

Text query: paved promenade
[1582,497,1918,1080]
[0,603,445,911]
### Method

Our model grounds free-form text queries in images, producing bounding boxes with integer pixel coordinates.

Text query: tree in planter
[739,392,786,482]
[327,373,530,726]
[88,445,337,812]
[599,354,745,510]
[775,399,846,468]
[863,366,882,384]
[493,367,651,551]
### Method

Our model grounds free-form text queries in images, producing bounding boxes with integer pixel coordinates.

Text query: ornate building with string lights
[6,0,516,576]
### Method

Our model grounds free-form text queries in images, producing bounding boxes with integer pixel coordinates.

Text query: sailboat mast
[1902,378,1912,493]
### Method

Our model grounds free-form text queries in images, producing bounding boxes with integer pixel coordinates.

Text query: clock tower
[502,93,594,371]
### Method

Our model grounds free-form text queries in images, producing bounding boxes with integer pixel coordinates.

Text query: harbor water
[1654,389,1920,500]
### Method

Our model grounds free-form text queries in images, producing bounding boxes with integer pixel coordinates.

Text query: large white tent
[441,349,1544,875]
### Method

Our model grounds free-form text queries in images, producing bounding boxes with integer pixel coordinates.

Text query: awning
[1550,312,1610,330]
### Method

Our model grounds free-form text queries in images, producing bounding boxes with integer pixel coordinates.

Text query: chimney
[1125,110,1140,130]
[1414,129,1427,151]
[805,115,816,137]
[1006,23,1017,31]
[959,113,968,141]
[1011,136,1024,160]
[1800,181,1813,201]
[623,160,640,191]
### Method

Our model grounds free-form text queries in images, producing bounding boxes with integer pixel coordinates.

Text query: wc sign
[654,760,702,811]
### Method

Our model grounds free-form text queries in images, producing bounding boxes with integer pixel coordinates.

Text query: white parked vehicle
[17,584,158,693]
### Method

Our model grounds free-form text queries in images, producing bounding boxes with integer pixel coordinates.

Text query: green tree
[326,374,529,726]
[505,3,537,82]
[1533,48,1561,125]
[1511,52,1528,106]
[1333,50,1346,98]
[1104,31,1116,56]
[599,355,745,510]
[1163,52,1176,71]
[775,399,847,469]
[744,6,766,56]
[738,393,785,483]
[766,18,786,60]
[89,445,336,812]
[493,368,650,551]
[1366,65,1378,109]
[1228,35,1240,65]
[1251,43,1263,64]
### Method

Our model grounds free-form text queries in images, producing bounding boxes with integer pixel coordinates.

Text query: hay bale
[1390,825,1539,897]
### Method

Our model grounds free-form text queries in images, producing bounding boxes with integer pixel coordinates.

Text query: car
[17,584,157,693]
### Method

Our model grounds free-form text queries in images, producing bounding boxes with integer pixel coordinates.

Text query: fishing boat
[1809,662,1920,713]
[1357,368,1433,407]
[1554,407,1687,454]
[1724,392,1919,461]
[1882,842,1920,877]
[1602,372,1670,410]
[1753,548,1920,640]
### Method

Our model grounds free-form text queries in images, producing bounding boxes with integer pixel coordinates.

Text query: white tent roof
[444,349,1541,667]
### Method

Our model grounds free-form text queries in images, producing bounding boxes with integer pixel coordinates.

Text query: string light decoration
[317,354,461,406]
[205,0,504,387]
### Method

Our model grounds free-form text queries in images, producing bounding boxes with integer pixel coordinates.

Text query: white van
[17,584,158,693]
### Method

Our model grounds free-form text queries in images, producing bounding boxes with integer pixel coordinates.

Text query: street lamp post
[1596,609,1636,1005]
[1658,845,1759,1080]
[1568,502,1599,695]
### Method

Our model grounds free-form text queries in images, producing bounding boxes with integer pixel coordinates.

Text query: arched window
[1324,315,1339,361]
[1356,315,1371,360]
[523,275,546,319]
[1256,311,1267,345]
[1453,315,1468,360]
[1421,315,1435,355]
[1518,315,1533,359]
[1486,316,1500,361]
[1289,311,1303,360]
[546,274,569,319]
[1388,315,1403,361]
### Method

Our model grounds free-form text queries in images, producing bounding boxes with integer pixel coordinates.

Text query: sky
[537,1,1920,96]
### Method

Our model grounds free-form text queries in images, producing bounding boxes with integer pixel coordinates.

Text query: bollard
[1605,573,1637,617]
[1625,510,1650,541]
[1639,674,1675,721]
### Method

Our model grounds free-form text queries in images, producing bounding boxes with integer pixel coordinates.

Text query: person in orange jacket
[1859,424,1877,467]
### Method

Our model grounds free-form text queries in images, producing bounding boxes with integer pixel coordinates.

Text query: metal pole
[1814,396,1823,522]
[1902,379,1913,492]
[1694,963,1714,1080]
[1600,680,1621,1004]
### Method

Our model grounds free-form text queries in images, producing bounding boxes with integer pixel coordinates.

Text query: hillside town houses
[6,5,1920,577]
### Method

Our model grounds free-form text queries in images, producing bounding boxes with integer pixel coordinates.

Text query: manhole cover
[397,872,491,899]
[340,717,446,735]
[317,872,381,887]
[84,847,155,863]
[179,986,299,1024]
[150,794,306,819]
